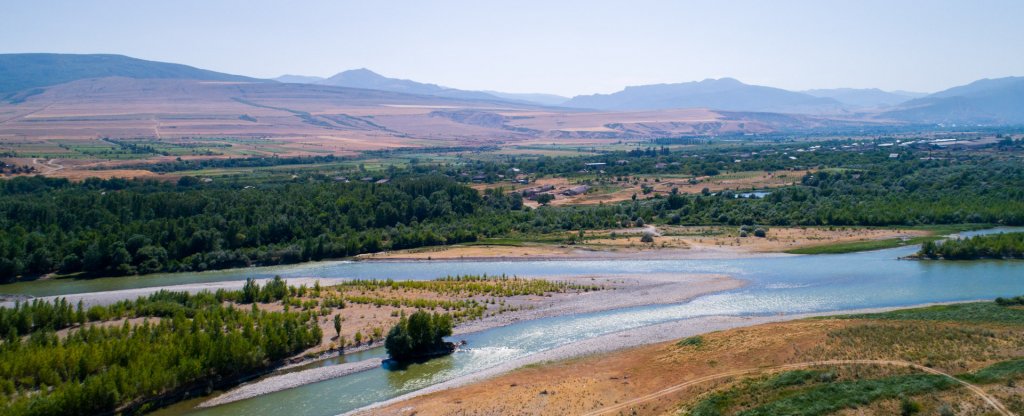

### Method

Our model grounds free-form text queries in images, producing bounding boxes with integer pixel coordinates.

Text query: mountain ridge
[0,53,264,96]
[563,78,845,114]
[883,77,1024,124]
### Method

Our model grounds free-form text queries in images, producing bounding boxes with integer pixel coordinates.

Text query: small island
[915,232,1024,260]
[384,310,456,364]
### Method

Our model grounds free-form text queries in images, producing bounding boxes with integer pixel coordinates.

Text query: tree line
[918,232,1024,260]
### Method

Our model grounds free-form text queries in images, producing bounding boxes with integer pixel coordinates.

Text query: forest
[0,288,322,416]
[1,141,1023,281]
[917,232,1024,260]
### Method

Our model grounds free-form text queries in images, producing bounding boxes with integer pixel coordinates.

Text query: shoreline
[356,247,791,263]
[0,277,328,308]
[346,299,985,416]
[195,272,745,408]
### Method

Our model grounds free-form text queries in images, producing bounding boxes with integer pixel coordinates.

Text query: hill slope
[564,78,843,113]
[883,77,1024,124]
[317,68,503,101]
[0,53,263,96]
[803,88,923,108]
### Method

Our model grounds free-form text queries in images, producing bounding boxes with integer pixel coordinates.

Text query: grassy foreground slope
[366,301,1024,416]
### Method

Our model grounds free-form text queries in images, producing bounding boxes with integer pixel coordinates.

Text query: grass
[962,359,1024,384]
[785,224,993,255]
[785,236,939,255]
[687,369,956,416]
[737,373,956,416]
[837,302,1024,325]
[676,335,704,347]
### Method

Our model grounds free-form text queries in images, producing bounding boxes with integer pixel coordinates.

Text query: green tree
[333,314,342,339]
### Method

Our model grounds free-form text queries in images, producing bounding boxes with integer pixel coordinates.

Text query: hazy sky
[3,0,1023,96]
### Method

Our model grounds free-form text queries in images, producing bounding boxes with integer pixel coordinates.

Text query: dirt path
[31,158,64,174]
[583,359,1014,416]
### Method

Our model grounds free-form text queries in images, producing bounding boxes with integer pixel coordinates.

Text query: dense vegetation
[0,174,534,281]
[384,310,454,360]
[2,140,1023,282]
[917,232,1024,259]
[0,290,322,416]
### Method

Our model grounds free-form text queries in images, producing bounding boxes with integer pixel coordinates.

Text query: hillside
[0,76,822,149]
[0,53,263,97]
[883,77,1024,124]
[803,88,923,108]
[564,78,844,113]
[316,68,503,101]
[274,74,326,84]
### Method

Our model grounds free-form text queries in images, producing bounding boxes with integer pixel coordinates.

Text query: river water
[7,228,1024,416]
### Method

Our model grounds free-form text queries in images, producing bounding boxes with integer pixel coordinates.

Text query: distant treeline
[0,175,629,281]
[2,143,1024,281]
[918,232,1024,260]
[119,154,342,173]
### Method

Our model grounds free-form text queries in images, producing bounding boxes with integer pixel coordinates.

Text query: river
[7,228,1024,416]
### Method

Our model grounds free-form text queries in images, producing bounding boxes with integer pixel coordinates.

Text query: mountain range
[0,53,262,96]
[274,69,569,106]
[1,53,1022,127]
[564,78,844,113]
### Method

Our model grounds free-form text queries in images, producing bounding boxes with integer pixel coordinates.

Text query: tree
[384,310,453,360]
[536,193,554,205]
[333,314,342,340]
[241,278,259,303]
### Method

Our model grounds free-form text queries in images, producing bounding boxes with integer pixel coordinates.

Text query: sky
[2,0,1023,96]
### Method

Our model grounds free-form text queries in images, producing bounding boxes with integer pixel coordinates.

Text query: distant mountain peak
[565,77,842,113]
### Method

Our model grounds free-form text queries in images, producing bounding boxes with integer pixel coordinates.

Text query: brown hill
[0,77,893,153]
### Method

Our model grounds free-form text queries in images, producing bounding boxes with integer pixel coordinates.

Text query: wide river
[6,228,1024,416]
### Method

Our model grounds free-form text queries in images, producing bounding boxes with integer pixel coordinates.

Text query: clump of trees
[994,296,1024,306]
[384,310,454,360]
[739,225,768,238]
[918,232,1024,260]
[0,291,322,416]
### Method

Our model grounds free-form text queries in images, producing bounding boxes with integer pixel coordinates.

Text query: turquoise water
[135,228,1024,416]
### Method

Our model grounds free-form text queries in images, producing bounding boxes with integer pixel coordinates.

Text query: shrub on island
[384,310,455,361]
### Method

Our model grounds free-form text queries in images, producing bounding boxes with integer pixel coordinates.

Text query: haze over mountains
[564,78,845,113]
[1,53,1022,137]
[275,68,568,105]
[803,88,927,108]
[0,53,262,96]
